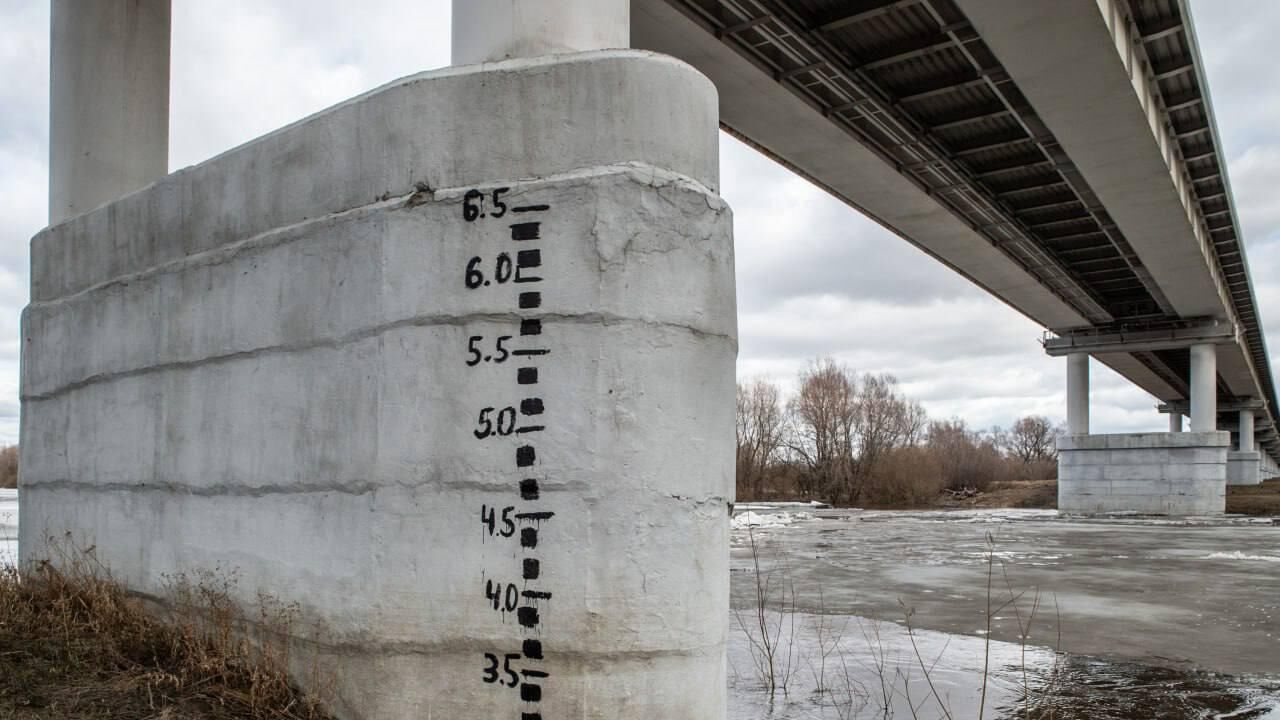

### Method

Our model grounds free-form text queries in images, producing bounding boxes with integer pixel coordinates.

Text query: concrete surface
[452,0,629,64]
[1058,432,1229,515]
[49,0,170,224]
[22,51,735,720]
[1190,343,1218,432]
[1066,353,1089,435]
[1228,450,1262,486]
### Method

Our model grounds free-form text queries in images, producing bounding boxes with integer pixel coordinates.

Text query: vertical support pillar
[451,0,630,65]
[1189,343,1218,433]
[1067,352,1090,435]
[1168,413,1182,433]
[1239,410,1255,452]
[49,0,171,224]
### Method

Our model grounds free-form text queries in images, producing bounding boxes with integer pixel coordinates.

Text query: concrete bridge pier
[1053,336,1231,515]
[1066,352,1089,435]
[48,0,170,223]
[27,1,735,718]
[452,0,630,64]
[1228,408,1262,486]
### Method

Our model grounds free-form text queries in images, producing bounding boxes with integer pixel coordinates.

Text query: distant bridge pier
[1049,325,1235,515]
[1229,408,1262,486]
[1190,343,1218,433]
[1066,353,1090,436]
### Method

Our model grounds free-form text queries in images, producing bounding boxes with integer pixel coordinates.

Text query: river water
[5,491,1277,716]
[729,505,1280,719]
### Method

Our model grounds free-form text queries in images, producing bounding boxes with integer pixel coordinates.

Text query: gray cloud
[722,135,975,312]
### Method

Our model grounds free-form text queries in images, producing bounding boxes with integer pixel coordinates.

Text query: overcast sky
[1,1,1278,445]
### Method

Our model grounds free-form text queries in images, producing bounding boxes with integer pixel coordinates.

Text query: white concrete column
[1067,352,1089,435]
[452,0,630,64]
[1239,410,1255,452]
[1189,343,1218,432]
[1168,413,1182,433]
[49,0,171,224]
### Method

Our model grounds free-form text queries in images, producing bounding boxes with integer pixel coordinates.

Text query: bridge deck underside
[634,0,1279,459]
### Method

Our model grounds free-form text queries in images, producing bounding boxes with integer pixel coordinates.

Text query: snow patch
[1204,551,1280,563]
[731,510,815,530]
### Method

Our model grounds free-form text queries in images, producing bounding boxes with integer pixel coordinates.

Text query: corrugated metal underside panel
[1129,0,1279,448]
[663,0,1177,327]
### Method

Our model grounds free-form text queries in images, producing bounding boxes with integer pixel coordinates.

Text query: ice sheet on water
[728,608,1280,720]
[855,507,1059,524]
[731,510,816,530]
[1204,551,1280,563]
[735,500,831,511]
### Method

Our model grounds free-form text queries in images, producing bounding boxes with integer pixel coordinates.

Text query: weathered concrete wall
[1264,453,1279,479]
[1227,450,1262,486]
[20,50,735,719]
[1058,432,1229,515]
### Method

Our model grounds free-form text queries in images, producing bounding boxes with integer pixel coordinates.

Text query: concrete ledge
[31,50,720,302]
[1057,431,1230,451]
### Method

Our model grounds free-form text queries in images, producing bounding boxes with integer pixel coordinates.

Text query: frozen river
[729,505,1280,719]
[5,491,1276,716]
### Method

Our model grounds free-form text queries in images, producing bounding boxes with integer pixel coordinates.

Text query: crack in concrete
[23,311,735,402]
[21,476,596,497]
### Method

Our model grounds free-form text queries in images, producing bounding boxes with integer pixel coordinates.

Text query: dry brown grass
[0,538,333,719]
[1226,479,1280,516]
[0,445,16,489]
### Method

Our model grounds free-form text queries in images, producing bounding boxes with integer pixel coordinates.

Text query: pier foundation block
[1058,432,1229,515]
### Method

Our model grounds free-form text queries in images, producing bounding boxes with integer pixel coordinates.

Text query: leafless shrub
[925,420,1011,492]
[735,528,799,697]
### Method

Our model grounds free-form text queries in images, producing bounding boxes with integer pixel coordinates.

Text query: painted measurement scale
[465,187,555,719]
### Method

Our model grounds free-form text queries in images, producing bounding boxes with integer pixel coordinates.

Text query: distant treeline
[738,358,1060,506]
[0,445,14,489]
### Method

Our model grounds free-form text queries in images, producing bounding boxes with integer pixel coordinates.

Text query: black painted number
[463,188,509,222]
[474,407,517,439]
[486,579,520,613]
[482,652,521,687]
[466,335,511,366]
[464,253,514,289]
[481,504,515,537]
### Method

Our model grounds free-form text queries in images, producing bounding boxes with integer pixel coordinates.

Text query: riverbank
[901,477,1280,516]
[0,559,332,720]
[729,505,1280,718]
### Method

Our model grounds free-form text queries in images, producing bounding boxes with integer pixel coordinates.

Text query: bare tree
[784,363,926,505]
[1006,415,1059,464]
[785,359,857,502]
[850,373,921,494]
[736,379,786,500]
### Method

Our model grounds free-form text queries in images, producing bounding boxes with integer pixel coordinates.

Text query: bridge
[632,0,1280,510]
[22,2,1279,716]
